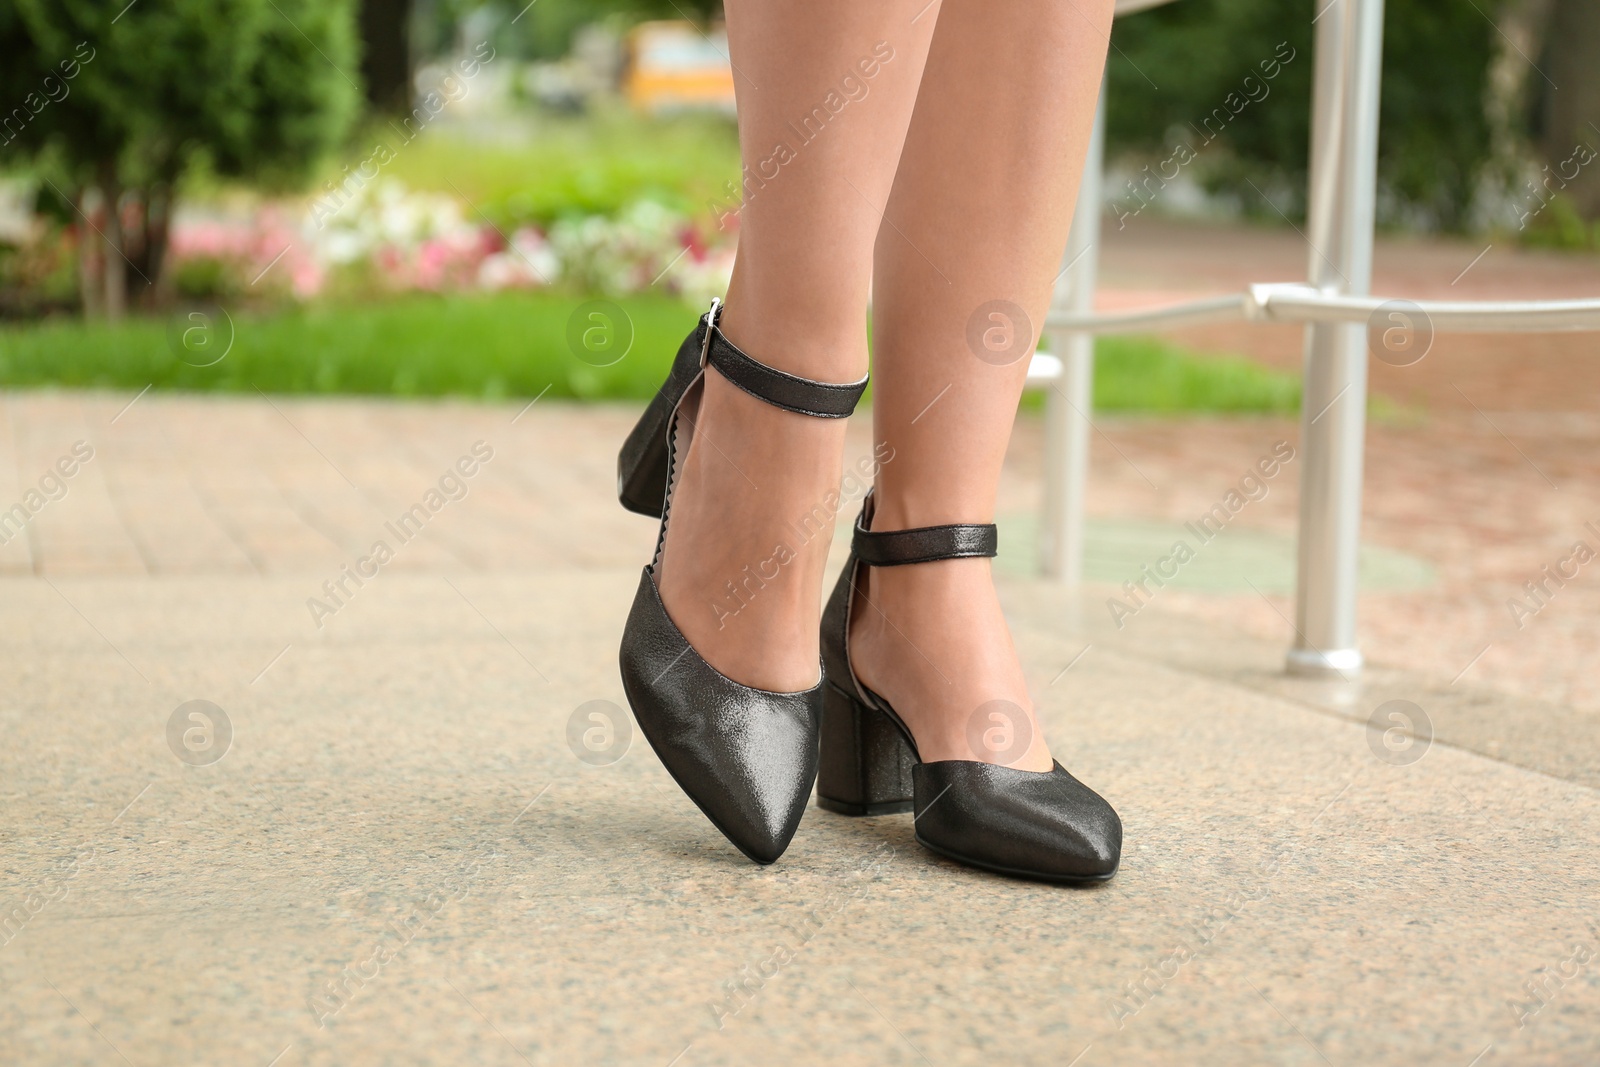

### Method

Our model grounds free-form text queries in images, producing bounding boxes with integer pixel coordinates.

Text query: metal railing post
[1041,82,1107,584]
[1288,0,1386,676]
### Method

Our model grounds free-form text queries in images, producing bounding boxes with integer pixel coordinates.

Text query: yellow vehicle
[623,21,737,114]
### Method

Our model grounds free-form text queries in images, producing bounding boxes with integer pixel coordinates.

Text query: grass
[352,109,742,227]
[0,291,1301,413]
[1069,337,1300,414]
[0,292,697,400]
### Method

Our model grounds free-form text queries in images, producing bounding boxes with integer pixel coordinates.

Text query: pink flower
[290,258,324,299]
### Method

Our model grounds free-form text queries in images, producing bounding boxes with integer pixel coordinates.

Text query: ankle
[692,372,850,486]
[858,555,995,626]
[867,487,997,532]
[716,301,869,385]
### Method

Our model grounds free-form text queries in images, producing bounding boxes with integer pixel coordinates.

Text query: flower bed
[168,180,735,307]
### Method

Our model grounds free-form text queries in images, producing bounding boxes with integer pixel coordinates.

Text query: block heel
[815,491,1123,883]
[617,323,706,518]
[616,391,671,518]
[817,681,916,816]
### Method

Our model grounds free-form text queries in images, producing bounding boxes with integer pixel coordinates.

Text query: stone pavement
[1090,219,1600,713]
[2,392,1598,1066]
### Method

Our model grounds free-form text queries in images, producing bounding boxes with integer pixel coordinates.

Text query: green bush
[1106,0,1495,230]
[0,0,360,315]
[1520,193,1600,251]
[172,255,234,301]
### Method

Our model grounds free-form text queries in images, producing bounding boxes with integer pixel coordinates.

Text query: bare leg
[852,0,1114,769]
[657,2,934,690]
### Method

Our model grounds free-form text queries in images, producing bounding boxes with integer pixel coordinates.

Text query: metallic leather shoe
[817,492,1122,882]
[617,299,868,864]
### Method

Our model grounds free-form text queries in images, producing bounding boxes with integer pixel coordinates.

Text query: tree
[1533,0,1600,218]
[1473,0,1600,234]
[359,0,412,112]
[0,0,360,318]
[1105,0,1496,231]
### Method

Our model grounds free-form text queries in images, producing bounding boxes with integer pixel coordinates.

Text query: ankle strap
[699,300,868,419]
[851,510,998,567]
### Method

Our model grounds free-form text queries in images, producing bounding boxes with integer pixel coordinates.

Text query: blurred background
[1,0,1594,400]
[1,0,1598,708]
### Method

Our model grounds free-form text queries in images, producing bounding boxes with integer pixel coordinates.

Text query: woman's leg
[657,2,934,690]
[852,0,1115,770]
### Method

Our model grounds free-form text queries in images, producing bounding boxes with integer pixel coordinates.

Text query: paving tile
[2,567,1596,1066]
[0,385,1596,1065]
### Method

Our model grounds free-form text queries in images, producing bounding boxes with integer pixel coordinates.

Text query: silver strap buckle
[698,297,722,369]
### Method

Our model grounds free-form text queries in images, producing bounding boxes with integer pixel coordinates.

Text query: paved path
[2,392,1598,1066]
[1086,219,1600,712]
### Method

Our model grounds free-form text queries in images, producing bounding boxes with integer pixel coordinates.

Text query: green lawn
[1068,338,1301,414]
[363,110,742,228]
[0,292,1300,412]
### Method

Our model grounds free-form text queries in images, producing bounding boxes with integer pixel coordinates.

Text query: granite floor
[2,392,1597,1066]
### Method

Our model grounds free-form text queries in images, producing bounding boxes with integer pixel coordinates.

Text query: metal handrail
[1042,284,1600,334]
[1043,294,1247,334]
[1247,283,1600,331]
[1039,0,1600,679]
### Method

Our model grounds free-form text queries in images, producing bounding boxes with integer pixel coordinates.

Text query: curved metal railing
[1043,285,1600,334]
[1035,0,1600,679]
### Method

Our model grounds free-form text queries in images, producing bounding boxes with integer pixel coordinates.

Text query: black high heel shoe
[617,299,868,864]
[817,492,1122,882]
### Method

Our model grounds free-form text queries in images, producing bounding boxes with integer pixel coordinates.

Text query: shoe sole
[816,796,915,817]
[913,833,1118,884]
